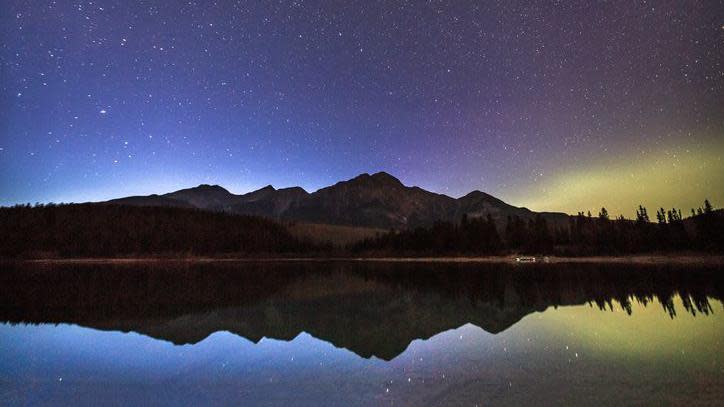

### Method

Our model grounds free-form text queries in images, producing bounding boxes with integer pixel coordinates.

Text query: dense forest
[352,200,724,256]
[0,200,721,258]
[0,204,315,258]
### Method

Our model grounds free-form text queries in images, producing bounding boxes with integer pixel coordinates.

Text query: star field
[1,1,722,215]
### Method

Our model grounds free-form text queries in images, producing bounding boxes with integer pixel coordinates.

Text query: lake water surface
[0,262,722,405]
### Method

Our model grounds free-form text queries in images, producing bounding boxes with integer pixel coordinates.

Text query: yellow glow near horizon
[524,296,724,365]
[511,143,724,217]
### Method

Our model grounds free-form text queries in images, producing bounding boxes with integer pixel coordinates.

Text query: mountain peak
[241,184,277,200]
[458,189,516,212]
[168,184,231,196]
[159,184,234,209]
[347,171,403,187]
[370,171,401,184]
[194,184,230,193]
[461,190,495,200]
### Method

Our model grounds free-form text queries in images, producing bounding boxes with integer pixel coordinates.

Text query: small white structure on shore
[515,256,536,263]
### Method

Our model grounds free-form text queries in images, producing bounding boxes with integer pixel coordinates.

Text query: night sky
[1,1,722,216]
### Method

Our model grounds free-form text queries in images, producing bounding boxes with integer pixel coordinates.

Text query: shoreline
[6,255,724,265]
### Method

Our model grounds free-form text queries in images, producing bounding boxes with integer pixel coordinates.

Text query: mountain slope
[165,184,236,210]
[107,184,234,210]
[107,194,193,208]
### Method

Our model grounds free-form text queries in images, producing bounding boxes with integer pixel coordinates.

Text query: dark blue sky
[1,1,722,214]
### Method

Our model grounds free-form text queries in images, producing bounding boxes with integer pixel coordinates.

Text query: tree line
[353,199,723,255]
[0,200,721,258]
[0,203,315,258]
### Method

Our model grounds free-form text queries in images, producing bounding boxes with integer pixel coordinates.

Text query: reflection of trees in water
[359,262,720,318]
[591,292,714,318]
[572,268,719,318]
[0,262,720,359]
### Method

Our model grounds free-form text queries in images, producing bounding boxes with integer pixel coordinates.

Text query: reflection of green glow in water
[520,296,724,367]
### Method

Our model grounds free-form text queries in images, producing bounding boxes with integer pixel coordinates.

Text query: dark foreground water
[0,262,722,406]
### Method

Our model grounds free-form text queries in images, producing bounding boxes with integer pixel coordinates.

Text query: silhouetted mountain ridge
[106,171,568,228]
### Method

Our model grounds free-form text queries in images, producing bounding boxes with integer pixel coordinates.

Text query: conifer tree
[598,207,609,220]
[704,199,713,214]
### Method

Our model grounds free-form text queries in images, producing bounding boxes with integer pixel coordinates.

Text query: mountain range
[107,171,569,229]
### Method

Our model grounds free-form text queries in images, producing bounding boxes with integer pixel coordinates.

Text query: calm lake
[0,262,722,405]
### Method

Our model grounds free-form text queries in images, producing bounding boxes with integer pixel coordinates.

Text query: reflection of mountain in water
[1,262,720,360]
